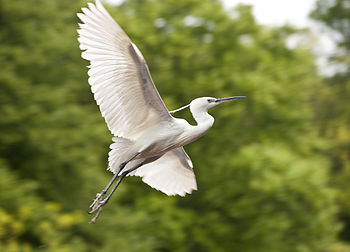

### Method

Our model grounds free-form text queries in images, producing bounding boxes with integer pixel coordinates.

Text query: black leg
[102,173,118,194]
[88,152,140,214]
[89,162,144,223]
[118,152,140,172]
[105,162,144,203]
[88,173,118,210]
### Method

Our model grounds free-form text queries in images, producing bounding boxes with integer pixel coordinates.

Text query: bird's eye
[207,99,213,103]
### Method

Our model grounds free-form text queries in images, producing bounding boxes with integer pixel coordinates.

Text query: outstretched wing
[77,0,172,139]
[131,147,197,196]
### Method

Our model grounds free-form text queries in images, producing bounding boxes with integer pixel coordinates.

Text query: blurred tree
[0,163,87,251]
[311,0,350,248]
[311,0,350,52]
[0,0,339,251]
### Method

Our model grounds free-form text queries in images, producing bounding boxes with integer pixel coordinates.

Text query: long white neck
[190,105,214,131]
[177,106,214,146]
[177,101,215,146]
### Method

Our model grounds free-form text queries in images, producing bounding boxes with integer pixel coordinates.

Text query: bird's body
[112,103,214,166]
[77,0,245,223]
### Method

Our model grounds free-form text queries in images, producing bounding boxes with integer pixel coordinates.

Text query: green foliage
[0,162,87,251]
[311,0,350,51]
[0,0,340,251]
[311,0,350,247]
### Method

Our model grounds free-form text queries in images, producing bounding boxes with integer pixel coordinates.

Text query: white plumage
[77,0,245,223]
[77,0,196,195]
[133,148,195,197]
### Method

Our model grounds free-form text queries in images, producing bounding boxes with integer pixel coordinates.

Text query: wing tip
[76,12,84,20]
[166,186,198,197]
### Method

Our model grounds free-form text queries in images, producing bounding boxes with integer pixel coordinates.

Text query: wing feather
[77,0,172,139]
[131,148,197,196]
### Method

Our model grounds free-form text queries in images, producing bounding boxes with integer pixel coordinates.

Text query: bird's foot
[89,192,104,211]
[88,193,107,223]
[89,204,105,224]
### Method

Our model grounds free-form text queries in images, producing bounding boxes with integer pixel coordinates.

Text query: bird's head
[169,96,245,114]
[190,96,246,111]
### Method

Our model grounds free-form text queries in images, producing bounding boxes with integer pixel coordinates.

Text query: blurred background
[0,0,349,251]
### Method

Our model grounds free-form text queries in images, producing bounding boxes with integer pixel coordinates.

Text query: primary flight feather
[77,0,245,223]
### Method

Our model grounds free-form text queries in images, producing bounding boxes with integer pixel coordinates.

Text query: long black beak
[215,96,246,103]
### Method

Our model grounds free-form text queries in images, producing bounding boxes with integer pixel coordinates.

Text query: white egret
[77,0,245,223]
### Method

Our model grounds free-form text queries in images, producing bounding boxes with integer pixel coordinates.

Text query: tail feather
[108,137,135,174]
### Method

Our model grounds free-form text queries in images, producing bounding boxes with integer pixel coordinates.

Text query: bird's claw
[90,207,104,224]
[88,198,106,215]
[89,192,104,210]
[88,193,107,223]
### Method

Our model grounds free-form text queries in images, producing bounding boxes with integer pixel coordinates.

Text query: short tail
[107,137,135,174]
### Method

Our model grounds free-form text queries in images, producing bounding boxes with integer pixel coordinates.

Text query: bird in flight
[77,0,245,223]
